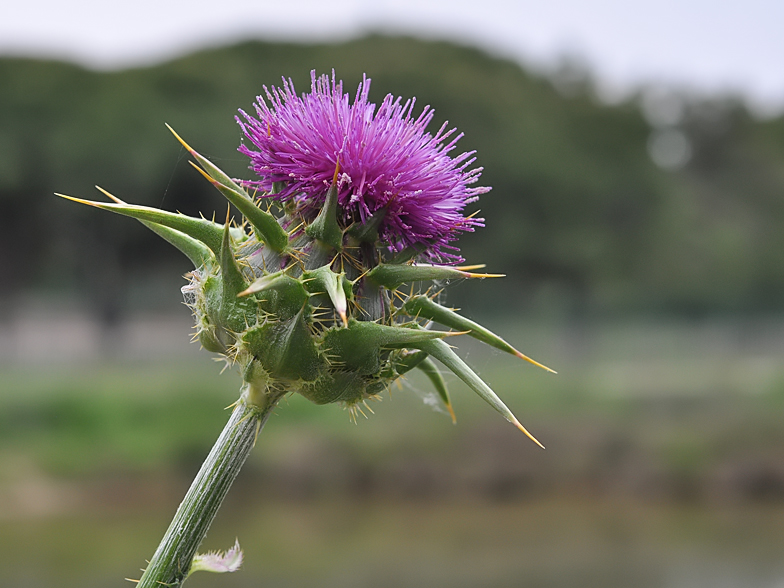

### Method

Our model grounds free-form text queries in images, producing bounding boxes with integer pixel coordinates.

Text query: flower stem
[136,388,281,588]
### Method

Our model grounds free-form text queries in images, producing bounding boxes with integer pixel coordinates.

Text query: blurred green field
[1,317,783,499]
[2,317,784,587]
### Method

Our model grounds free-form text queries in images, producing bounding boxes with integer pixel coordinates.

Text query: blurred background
[2,1,784,587]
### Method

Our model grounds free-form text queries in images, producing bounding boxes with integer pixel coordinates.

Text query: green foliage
[2,35,784,316]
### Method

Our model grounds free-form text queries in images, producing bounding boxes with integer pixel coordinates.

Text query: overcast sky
[3,0,783,115]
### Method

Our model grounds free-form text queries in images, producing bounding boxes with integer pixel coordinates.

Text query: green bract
[57,128,552,447]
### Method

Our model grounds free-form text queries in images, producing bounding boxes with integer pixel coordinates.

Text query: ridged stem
[136,388,281,588]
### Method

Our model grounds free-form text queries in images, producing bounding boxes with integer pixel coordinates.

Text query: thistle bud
[58,71,552,447]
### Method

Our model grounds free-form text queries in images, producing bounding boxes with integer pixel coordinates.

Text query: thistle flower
[57,70,553,587]
[237,71,488,261]
[58,70,551,441]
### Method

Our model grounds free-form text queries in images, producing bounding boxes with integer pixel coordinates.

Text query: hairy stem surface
[136,389,280,587]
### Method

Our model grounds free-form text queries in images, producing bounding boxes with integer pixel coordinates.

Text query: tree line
[1,35,783,320]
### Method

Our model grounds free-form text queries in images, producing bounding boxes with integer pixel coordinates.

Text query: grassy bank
[1,317,782,508]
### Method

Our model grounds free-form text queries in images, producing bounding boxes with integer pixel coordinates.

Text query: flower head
[58,74,550,449]
[237,71,488,260]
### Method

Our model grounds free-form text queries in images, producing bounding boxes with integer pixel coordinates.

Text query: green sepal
[167,123,266,215]
[212,180,288,253]
[169,125,288,251]
[409,338,543,447]
[388,244,426,265]
[298,371,366,405]
[303,265,349,326]
[167,124,241,190]
[341,274,354,302]
[411,337,510,417]
[241,273,309,320]
[201,275,230,346]
[366,263,479,290]
[213,220,257,334]
[200,271,256,338]
[202,275,223,326]
[193,163,289,253]
[322,320,452,376]
[243,309,322,382]
[86,188,215,268]
[416,356,455,423]
[357,278,388,322]
[139,221,214,269]
[305,180,343,251]
[393,350,429,376]
[55,194,224,254]
[198,327,225,353]
[240,270,286,294]
[220,220,249,297]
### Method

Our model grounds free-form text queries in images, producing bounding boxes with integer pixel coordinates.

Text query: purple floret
[237,71,488,260]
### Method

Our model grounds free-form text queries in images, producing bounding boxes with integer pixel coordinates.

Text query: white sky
[3,0,783,115]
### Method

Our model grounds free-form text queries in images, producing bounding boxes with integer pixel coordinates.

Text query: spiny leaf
[55,193,224,254]
[410,338,544,448]
[168,125,289,252]
[323,320,457,375]
[402,295,555,373]
[305,164,343,251]
[189,162,289,253]
[394,350,429,375]
[95,186,213,268]
[220,209,249,297]
[416,356,456,424]
[366,263,503,290]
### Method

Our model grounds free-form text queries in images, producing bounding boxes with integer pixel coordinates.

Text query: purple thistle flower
[236,71,488,260]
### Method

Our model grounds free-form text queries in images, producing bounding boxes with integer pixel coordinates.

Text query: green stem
[136,387,281,588]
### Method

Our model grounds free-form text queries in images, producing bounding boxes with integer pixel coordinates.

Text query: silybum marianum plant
[59,71,554,587]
